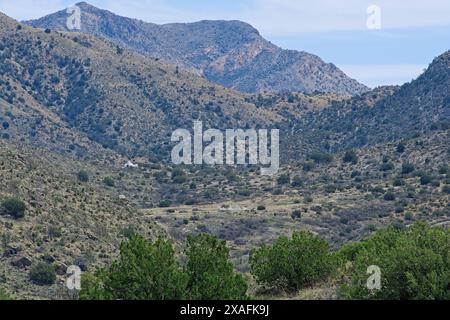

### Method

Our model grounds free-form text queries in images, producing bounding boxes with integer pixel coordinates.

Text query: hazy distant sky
[1,0,449,88]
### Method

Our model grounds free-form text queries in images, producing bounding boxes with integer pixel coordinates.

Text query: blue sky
[1,0,449,88]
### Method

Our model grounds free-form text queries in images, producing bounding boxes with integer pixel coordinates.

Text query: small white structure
[123,161,139,169]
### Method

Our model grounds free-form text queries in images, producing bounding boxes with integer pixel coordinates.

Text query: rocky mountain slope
[287,51,450,157]
[26,2,369,96]
[3,10,450,166]
[0,9,448,301]
[1,12,282,162]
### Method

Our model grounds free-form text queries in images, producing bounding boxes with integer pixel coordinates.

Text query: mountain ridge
[26,2,369,96]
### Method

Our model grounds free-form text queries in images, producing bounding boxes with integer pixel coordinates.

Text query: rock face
[26,2,369,96]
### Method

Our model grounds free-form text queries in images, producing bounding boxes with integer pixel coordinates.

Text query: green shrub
[158,200,172,208]
[80,235,188,300]
[291,176,303,188]
[184,199,197,206]
[380,162,394,172]
[81,234,247,300]
[302,161,315,172]
[309,151,333,165]
[339,223,450,300]
[404,212,413,221]
[393,178,405,187]
[324,184,337,193]
[291,210,302,220]
[401,162,415,174]
[172,175,187,184]
[238,189,252,197]
[29,262,56,286]
[396,142,406,153]
[1,197,26,219]
[0,288,12,300]
[0,288,13,301]
[77,170,89,182]
[277,174,290,185]
[438,166,448,175]
[120,225,137,239]
[186,234,248,300]
[383,191,396,201]
[420,174,433,185]
[442,185,450,194]
[343,150,358,164]
[103,177,115,187]
[250,231,336,291]
[257,205,266,211]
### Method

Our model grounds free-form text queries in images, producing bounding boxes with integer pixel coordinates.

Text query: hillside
[26,2,369,96]
[287,51,450,156]
[0,8,448,301]
[0,139,162,299]
[1,12,282,162]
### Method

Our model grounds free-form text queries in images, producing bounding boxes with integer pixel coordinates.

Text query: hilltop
[26,2,369,96]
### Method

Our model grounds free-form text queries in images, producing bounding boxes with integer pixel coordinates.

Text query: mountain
[25,2,369,96]
[0,12,282,163]
[288,51,450,155]
[4,8,449,165]
[1,8,449,301]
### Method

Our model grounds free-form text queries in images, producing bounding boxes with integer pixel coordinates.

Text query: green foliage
[383,191,396,201]
[77,170,89,182]
[302,161,315,172]
[172,174,187,184]
[309,151,333,165]
[159,199,172,208]
[29,262,56,286]
[291,176,303,188]
[396,142,406,153]
[339,223,450,300]
[438,166,448,175]
[119,224,137,239]
[420,173,433,185]
[186,234,248,300]
[81,234,247,300]
[401,162,415,174]
[442,185,450,194]
[103,177,115,187]
[81,235,188,300]
[380,162,394,172]
[277,174,290,185]
[404,212,414,221]
[343,150,358,164]
[250,231,336,291]
[0,288,12,300]
[291,210,302,220]
[116,45,124,55]
[0,197,26,219]
[393,177,405,187]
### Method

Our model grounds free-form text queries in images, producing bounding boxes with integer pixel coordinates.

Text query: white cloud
[0,1,445,88]
[98,0,450,36]
[238,0,450,35]
[1,0,449,33]
[0,0,67,21]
